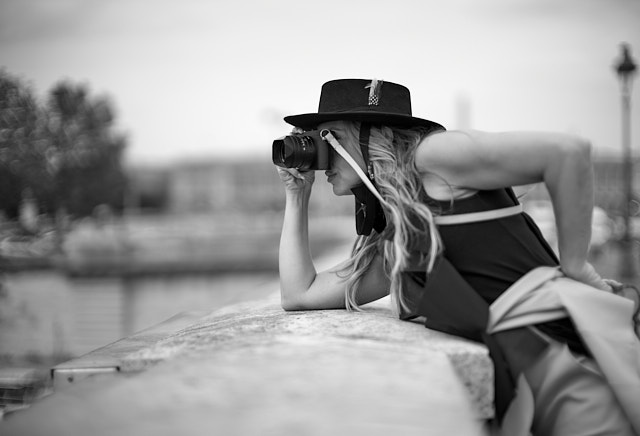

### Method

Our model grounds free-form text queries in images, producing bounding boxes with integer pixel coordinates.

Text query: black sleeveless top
[404,188,589,356]
[435,189,558,301]
[399,188,590,421]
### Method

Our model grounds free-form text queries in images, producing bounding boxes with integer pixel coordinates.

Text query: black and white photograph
[1,0,639,435]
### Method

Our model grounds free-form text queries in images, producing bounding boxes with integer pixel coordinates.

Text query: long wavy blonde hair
[338,121,444,315]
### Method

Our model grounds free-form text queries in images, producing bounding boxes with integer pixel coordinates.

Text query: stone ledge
[118,292,494,420]
[2,292,494,436]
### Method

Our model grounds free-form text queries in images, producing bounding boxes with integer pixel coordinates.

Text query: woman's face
[317,120,364,196]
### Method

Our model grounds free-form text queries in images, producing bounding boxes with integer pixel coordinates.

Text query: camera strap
[353,123,387,235]
[320,130,383,204]
[320,128,386,235]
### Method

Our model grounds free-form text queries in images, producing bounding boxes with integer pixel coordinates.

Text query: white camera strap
[320,129,385,204]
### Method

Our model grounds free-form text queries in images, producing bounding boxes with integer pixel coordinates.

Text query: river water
[0,214,354,362]
[0,269,281,360]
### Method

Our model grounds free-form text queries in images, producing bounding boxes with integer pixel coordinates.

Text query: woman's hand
[277,167,315,195]
[562,261,612,292]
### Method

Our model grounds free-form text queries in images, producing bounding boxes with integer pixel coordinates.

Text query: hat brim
[284,112,444,131]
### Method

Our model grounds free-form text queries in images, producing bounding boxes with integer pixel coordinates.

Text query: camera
[272,129,333,170]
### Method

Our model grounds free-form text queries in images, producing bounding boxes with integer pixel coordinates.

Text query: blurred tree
[47,81,127,218]
[0,69,128,245]
[0,70,50,219]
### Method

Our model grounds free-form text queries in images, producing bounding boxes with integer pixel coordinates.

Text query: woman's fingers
[285,168,305,180]
[276,167,315,190]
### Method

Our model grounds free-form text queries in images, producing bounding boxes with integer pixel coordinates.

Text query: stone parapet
[2,290,493,436]
[121,293,494,419]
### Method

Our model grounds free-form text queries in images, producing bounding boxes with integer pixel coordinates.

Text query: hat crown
[318,79,413,116]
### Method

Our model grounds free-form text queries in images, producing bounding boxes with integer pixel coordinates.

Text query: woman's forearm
[543,136,594,271]
[279,191,317,308]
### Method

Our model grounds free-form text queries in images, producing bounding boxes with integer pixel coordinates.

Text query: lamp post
[614,43,637,282]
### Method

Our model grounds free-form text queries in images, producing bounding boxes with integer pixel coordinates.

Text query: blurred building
[592,155,640,215]
[127,160,352,217]
[167,160,281,214]
[127,155,638,219]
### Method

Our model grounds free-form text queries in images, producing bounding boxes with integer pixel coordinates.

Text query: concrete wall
[1,291,494,436]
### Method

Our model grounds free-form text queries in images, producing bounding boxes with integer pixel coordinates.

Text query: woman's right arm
[277,168,389,311]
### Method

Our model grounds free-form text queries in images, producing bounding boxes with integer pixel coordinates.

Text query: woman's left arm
[417,130,610,290]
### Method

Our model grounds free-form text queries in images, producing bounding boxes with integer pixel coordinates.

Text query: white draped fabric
[487,267,640,436]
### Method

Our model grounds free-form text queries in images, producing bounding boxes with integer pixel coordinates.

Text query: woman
[276,78,639,435]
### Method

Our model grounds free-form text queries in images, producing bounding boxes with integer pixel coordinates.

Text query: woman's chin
[330,184,351,196]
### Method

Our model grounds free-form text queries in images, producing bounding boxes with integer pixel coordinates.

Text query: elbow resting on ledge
[281,299,302,312]
[280,293,312,312]
[280,296,332,312]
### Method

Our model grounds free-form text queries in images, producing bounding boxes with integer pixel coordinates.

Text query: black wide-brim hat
[284,78,444,131]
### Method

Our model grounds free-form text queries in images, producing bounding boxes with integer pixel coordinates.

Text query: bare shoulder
[415,129,592,191]
[415,130,477,174]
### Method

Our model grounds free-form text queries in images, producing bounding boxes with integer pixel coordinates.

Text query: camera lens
[272,135,317,170]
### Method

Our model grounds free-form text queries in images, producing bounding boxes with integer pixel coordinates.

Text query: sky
[1,0,639,165]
